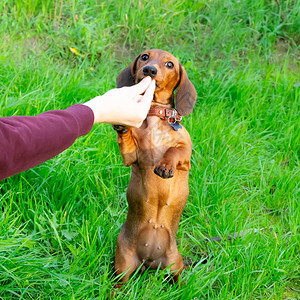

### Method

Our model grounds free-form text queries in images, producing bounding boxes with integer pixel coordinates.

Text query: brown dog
[113,49,197,285]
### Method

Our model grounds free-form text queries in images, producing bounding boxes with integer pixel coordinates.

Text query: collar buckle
[168,109,182,125]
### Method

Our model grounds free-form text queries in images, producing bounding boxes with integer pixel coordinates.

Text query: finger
[133,81,155,127]
[139,80,155,107]
[130,76,152,95]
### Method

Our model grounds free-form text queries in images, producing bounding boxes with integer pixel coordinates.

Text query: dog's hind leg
[114,243,139,287]
[164,250,185,284]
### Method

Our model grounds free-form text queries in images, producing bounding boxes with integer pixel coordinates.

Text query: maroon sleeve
[0,104,94,180]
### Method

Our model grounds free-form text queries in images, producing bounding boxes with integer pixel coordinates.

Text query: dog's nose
[143,66,157,78]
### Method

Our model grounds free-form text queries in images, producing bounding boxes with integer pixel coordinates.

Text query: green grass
[0,0,299,298]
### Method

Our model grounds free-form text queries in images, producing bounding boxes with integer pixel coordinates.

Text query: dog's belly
[136,224,170,263]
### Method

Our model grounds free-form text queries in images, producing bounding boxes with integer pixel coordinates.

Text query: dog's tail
[184,228,273,267]
[206,227,269,242]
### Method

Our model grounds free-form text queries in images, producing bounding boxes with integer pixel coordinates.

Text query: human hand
[83,77,155,127]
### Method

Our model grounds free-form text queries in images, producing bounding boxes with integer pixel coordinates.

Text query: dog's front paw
[154,161,175,179]
[112,124,128,134]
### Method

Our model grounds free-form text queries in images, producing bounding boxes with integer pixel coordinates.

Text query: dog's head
[116,49,197,116]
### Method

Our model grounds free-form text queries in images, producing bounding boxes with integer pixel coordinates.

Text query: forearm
[0,104,94,180]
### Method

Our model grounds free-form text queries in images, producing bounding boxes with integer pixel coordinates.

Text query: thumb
[131,76,152,95]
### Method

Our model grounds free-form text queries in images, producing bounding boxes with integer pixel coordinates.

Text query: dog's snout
[143,66,157,78]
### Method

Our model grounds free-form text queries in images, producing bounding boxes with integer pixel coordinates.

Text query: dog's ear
[116,55,140,88]
[175,65,197,116]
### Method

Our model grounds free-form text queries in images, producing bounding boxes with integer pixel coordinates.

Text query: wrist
[83,96,106,124]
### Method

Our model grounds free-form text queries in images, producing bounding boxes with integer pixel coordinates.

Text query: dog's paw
[112,125,128,134]
[154,162,175,179]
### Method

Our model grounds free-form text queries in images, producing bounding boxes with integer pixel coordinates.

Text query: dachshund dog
[113,49,197,286]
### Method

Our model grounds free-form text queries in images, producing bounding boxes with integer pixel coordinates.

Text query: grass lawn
[0,0,299,299]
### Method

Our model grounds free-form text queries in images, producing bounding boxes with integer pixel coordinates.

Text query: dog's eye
[141,54,149,61]
[165,61,174,69]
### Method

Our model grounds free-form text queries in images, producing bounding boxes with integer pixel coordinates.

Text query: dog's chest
[133,117,178,165]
